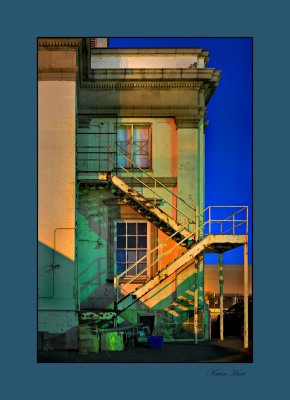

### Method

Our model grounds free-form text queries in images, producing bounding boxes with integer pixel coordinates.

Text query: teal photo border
[1,0,287,399]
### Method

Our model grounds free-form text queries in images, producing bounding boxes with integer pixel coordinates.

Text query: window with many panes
[117,124,151,169]
[116,221,148,277]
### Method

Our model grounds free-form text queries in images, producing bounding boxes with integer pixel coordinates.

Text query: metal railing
[115,222,194,305]
[115,205,248,305]
[77,145,117,173]
[77,144,196,226]
[112,146,196,225]
[203,206,248,235]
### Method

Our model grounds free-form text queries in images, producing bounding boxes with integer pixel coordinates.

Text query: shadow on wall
[116,263,201,339]
[77,186,120,309]
[37,326,78,352]
[38,242,78,350]
[141,266,198,339]
[38,241,75,299]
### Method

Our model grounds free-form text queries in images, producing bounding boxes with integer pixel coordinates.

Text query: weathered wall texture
[38,80,77,339]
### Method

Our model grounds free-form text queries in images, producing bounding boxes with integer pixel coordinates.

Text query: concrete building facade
[38,38,249,351]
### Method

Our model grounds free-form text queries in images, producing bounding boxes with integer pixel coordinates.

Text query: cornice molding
[80,81,204,89]
[38,38,81,49]
[38,67,78,80]
[85,68,220,82]
[91,47,209,56]
[77,107,205,121]
[175,116,204,129]
[77,110,206,129]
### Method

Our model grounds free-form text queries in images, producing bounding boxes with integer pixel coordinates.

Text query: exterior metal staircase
[107,173,194,247]
[115,217,247,315]
[90,147,248,318]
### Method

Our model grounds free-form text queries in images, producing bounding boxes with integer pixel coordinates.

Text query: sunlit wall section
[38,39,79,349]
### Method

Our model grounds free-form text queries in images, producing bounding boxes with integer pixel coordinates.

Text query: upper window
[117,124,151,169]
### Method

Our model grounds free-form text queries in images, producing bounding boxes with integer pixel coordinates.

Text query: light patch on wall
[91,55,204,69]
[38,81,76,262]
[143,278,176,308]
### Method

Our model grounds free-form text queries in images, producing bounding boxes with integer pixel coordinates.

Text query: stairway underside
[200,234,246,253]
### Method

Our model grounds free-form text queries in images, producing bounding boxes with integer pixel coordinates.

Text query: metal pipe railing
[115,206,248,302]
[115,223,192,303]
[119,226,197,293]
[113,146,196,216]
[77,144,196,224]
[115,224,190,281]
[110,159,195,224]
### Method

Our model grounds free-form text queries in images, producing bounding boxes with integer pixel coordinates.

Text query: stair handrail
[77,143,196,224]
[114,223,193,304]
[116,208,206,295]
[110,160,195,224]
[109,146,196,222]
[115,223,191,282]
[118,222,200,295]
[204,205,248,235]
[116,206,248,300]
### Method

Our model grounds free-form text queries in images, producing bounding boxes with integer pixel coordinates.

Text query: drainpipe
[194,258,198,344]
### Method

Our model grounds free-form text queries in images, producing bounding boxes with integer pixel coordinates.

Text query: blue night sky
[109,38,253,264]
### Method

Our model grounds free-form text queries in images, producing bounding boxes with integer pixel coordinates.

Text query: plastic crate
[149,336,163,349]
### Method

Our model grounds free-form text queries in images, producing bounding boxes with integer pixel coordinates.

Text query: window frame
[116,123,152,170]
[114,219,151,280]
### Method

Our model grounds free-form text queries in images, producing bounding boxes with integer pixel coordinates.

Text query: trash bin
[100,331,124,351]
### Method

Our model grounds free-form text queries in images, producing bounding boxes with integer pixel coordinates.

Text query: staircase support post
[194,258,198,344]
[244,239,249,349]
[219,253,224,341]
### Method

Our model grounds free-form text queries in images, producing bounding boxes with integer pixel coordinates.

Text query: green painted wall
[76,116,206,339]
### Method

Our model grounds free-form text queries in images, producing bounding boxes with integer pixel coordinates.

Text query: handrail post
[195,205,199,241]
[209,206,211,235]
[114,276,119,328]
[233,213,235,234]
[219,253,224,341]
[243,239,249,349]
[115,277,118,303]
[194,258,198,344]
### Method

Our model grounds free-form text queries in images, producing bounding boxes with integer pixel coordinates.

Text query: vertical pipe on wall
[195,205,199,241]
[194,258,198,344]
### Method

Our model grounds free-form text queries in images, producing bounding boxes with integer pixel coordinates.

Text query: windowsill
[119,276,149,284]
[117,169,152,173]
